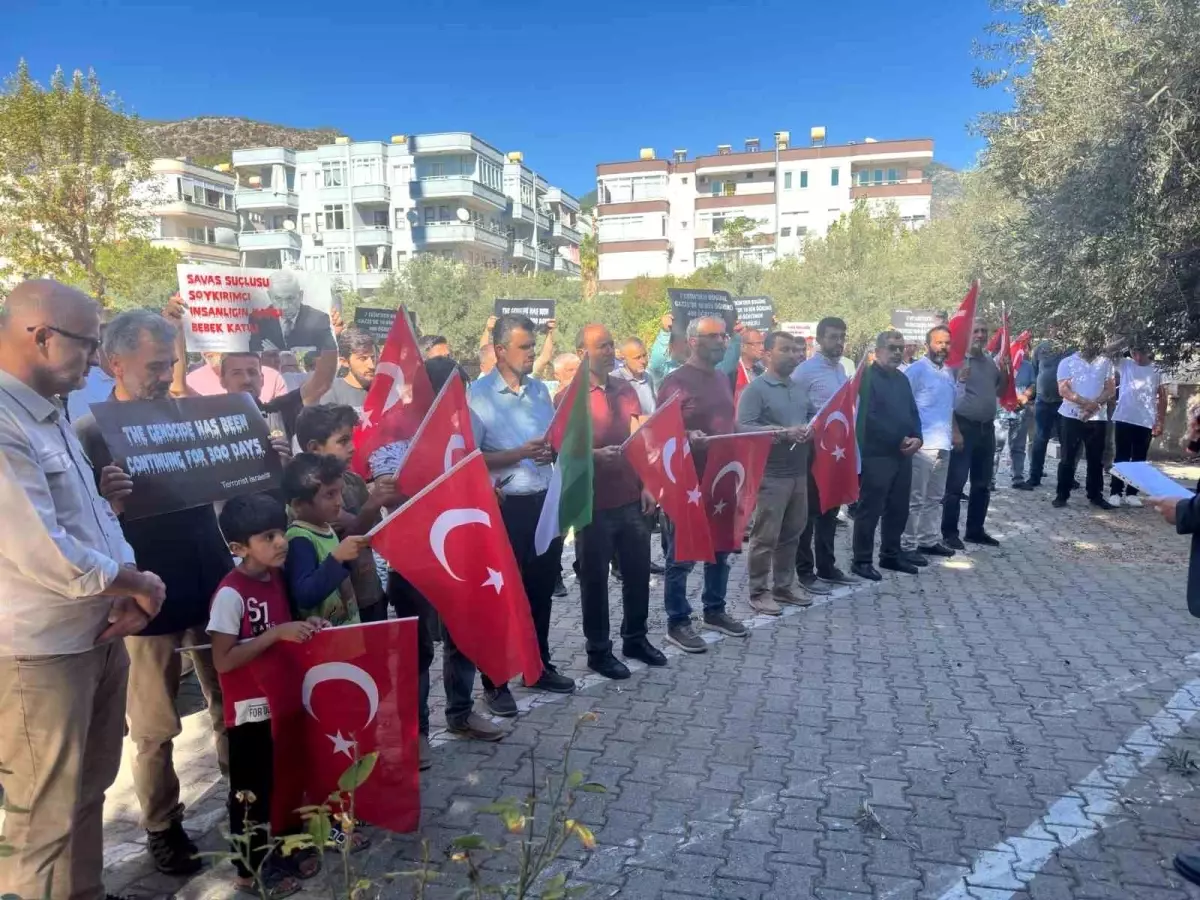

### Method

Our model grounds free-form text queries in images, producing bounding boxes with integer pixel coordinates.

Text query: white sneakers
[1124,495,1143,508]
[1109,494,1144,508]
[1108,493,1124,507]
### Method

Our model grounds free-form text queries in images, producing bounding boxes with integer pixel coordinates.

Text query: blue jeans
[662,517,731,627]
[1028,400,1062,484]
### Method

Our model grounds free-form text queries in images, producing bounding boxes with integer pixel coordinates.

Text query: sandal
[328,823,371,855]
[235,867,301,899]
[279,846,322,880]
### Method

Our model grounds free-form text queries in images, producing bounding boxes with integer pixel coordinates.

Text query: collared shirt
[736,371,810,476]
[953,351,1003,423]
[0,369,135,656]
[468,367,554,495]
[791,353,848,419]
[657,362,736,477]
[858,363,922,458]
[1058,353,1114,422]
[905,356,957,451]
[563,376,642,510]
[65,366,116,422]
[612,366,656,415]
[186,363,289,402]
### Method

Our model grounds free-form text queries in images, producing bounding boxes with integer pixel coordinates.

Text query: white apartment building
[145,158,239,265]
[595,129,934,291]
[231,133,583,292]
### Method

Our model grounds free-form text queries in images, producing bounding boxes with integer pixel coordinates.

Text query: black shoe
[964,531,1000,547]
[1090,497,1116,510]
[918,543,956,558]
[528,667,576,693]
[648,560,665,575]
[1175,850,1200,886]
[900,551,929,567]
[484,686,518,717]
[988,482,997,492]
[1012,482,1035,491]
[610,564,623,581]
[879,558,919,575]
[1072,479,1081,489]
[588,652,631,680]
[817,567,857,586]
[850,562,882,582]
[942,534,965,551]
[622,637,667,667]
[1051,497,1068,508]
[553,575,568,598]
[147,820,202,876]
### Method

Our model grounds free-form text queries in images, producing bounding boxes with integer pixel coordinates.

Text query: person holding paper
[1052,331,1116,509]
[1109,342,1166,507]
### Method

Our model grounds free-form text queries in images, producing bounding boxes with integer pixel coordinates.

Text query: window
[186,226,216,244]
[800,170,809,189]
[428,161,445,178]
[857,170,869,186]
[321,162,346,188]
[372,210,388,227]
[423,206,435,224]
[780,227,792,237]
[681,177,689,185]
[831,168,840,187]
[326,250,348,273]
[300,214,312,234]
[314,211,324,233]
[873,169,884,184]
[887,168,899,184]
[304,254,325,272]
[722,183,736,197]
[353,157,382,185]
[783,172,792,190]
[681,220,688,229]
[299,172,308,191]
[394,208,406,229]
[711,216,726,235]
[323,204,346,230]
[597,214,649,242]
[745,172,754,180]
[438,206,450,221]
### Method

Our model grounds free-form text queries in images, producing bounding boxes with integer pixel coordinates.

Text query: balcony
[511,240,553,268]
[238,230,302,252]
[849,178,932,200]
[511,202,551,231]
[235,188,299,212]
[151,237,239,265]
[543,187,581,212]
[553,256,581,276]
[232,147,296,168]
[352,183,390,205]
[154,198,238,227]
[355,270,396,291]
[551,220,581,244]
[410,176,508,210]
[413,222,509,253]
[409,133,501,159]
[356,226,393,247]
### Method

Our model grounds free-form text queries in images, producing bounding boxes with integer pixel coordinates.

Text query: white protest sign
[177,265,336,353]
[1112,462,1194,500]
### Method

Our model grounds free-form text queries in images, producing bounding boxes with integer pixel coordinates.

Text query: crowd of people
[0,277,1173,900]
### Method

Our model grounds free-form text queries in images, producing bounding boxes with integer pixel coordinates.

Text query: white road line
[935,678,1200,900]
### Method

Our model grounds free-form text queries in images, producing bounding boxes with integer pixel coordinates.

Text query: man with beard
[1052,329,1117,509]
[321,326,377,412]
[74,305,232,874]
[219,347,337,444]
[902,325,960,559]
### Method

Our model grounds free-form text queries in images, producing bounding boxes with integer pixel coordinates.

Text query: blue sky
[3,0,1005,196]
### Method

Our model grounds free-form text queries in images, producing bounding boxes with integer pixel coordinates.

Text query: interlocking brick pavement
[100,462,1200,898]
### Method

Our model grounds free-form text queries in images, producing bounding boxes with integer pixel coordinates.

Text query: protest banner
[668,288,737,332]
[494,299,555,332]
[890,309,943,344]
[733,296,776,330]
[355,307,400,345]
[89,393,283,520]
[177,265,336,354]
[779,321,818,339]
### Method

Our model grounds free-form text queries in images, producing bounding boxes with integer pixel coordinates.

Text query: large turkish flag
[699,432,774,552]
[809,359,866,513]
[394,373,475,497]
[370,450,544,686]
[946,280,980,369]
[622,394,715,563]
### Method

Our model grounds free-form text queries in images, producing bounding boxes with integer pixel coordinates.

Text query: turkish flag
[351,309,435,478]
[225,620,421,833]
[370,450,544,686]
[699,432,773,552]
[394,373,475,498]
[622,394,715,563]
[946,280,980,369]
[998,322,1032,412]
[985,327,1003,355]
[809,358,867,513]
[733,363,751,408]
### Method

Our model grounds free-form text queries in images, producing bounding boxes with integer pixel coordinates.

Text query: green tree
[0,61,154,301]
[64,238,183,311]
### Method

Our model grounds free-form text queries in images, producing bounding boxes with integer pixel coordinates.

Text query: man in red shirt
[569,325,667,678]
[656,316,748,652]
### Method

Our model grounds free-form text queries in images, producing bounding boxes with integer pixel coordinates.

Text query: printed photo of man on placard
[250,270,336,352]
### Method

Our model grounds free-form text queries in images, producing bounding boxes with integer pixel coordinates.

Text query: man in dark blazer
[249,269,335,353]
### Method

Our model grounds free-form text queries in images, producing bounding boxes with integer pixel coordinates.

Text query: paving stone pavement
[100,464,1200,899]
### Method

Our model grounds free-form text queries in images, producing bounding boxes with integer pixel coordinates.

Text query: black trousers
[796,466,839,577]
[1057,416,1106,502]
[942,416,995,539]
[853,455,913,565]
[1111,421,1153,496]
[227,720,274,879]
[495,491,562,683]
[576,501,650,656]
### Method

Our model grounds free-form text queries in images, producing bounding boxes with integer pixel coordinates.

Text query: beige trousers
[747,472,809,600]
[0,641,129,900]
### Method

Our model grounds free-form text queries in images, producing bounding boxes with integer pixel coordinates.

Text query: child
[281,453,370,625]
[294,405,396,622]
[208,493,325,897]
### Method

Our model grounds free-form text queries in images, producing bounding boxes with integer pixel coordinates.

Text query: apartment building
[231,133,582,292]
[145,158,239,265]
[595,129,933,290]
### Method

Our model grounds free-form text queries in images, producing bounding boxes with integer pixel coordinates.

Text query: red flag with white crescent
[946,280,980,369]
[733,362,751,408]
[393,373,475,497]
[809,358,867,513]
[698,432,773,552]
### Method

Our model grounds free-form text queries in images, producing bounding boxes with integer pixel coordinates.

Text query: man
[185,349,288,401]
[853,331,924,580]
[220,346,337,444]
[657,316,748,652]
[1109,341,1166,507]
[1024,323,1074,488]
[74,306,231,875]
[572,325,667,678]
[941,322,1009,549]
[650,312,742,393]
[65,320,114,421]
[613,336,656,416]
[469,314,576,715]
[995,351,1036,489]
[1052,330,1116,509]
[277,350,308,391]
[250,268,334,352]
[790,316,857,593]
[321,326,377,411]
[0,279,166,900]
[737,331,813,614]
[419,334,450,359]
[738,328,765,378]
[549,352,580,398]
[902,325,960,559]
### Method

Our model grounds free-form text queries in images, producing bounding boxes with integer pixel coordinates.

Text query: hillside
[142,116,340,167]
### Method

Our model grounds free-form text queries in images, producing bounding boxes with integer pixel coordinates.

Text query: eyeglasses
[28,324,102,355]
[698,332,730,341]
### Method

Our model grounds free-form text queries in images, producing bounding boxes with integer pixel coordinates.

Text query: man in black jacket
[852,330,924,581]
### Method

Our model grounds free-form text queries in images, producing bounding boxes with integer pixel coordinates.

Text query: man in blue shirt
[995,356,1036,488]
[468,314,576,715]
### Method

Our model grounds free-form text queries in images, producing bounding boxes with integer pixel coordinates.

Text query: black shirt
[857,363,922,458]
[261,387,306,443]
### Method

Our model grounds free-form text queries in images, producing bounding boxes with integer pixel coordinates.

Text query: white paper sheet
[1111,461,1195,500]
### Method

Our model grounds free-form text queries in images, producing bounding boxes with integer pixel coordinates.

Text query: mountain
[927,160,964,219]
[142,116,340,167]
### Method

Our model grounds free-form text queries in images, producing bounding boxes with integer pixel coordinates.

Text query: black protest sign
[668,288,737,332]
[733,296,776,330]
[494,299,556,332]
[354,307,399,344]
[89,393,283,520]
[890,309,942,344]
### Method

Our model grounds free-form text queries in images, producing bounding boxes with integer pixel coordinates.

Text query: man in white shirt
[1109,341,1166,507]
[1053,331,1117,509]
[0,280,166,900]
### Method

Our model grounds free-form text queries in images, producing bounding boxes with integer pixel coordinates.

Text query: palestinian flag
[534,357,594,555]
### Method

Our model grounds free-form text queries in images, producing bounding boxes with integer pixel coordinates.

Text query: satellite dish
[283,220,296,231]
[455,208,470,223]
